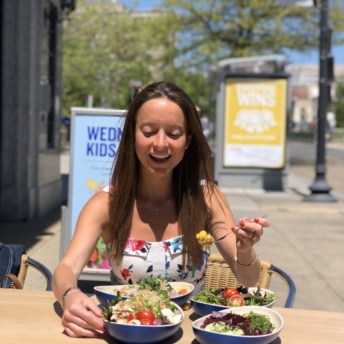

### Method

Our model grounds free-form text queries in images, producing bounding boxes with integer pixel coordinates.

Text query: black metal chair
[1,253,53,291]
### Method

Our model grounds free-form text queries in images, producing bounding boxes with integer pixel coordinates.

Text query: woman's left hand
[233,216,270,251]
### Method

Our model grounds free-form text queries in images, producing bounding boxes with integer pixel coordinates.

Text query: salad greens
[192,286,277,306]
[117,276,180,298]
[206,322,244,335]
[136,275,174,294]
[193,288,226,305]
[244,287,277,306]
[247,312,274,334]
[103,291,122,320]
[103,289,181,325]
[202,310,275,335]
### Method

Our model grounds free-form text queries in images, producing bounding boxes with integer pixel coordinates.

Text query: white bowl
[104,302,184,344]
[168,282,194,306]
[192,306,283,344]
[94,281,194,307]
[246,287,276,308]
[191,287,276,316]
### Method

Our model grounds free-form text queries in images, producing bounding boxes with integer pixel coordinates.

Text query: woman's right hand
[61,289,105,338]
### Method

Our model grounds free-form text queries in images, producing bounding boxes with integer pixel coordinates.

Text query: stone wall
[0,0,63,221]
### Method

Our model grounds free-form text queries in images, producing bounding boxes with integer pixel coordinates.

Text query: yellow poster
[223,77,287,168]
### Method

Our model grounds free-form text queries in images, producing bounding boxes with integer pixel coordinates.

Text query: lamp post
[61,0,76,12]
[304,0,336,202]
[60,0,76,18]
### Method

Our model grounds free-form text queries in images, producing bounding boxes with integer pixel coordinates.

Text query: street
[209,138,344,198]
[288,141,344,197]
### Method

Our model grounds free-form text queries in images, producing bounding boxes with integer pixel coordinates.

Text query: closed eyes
[142,131,182,139]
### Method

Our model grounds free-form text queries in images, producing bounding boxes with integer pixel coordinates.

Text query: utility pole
[304,0,336,202]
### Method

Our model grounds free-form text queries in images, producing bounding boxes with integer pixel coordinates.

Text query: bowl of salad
[94,276,194,307]
[190,287,277,316]
[94,285,121,306]
[103,289,184,344]
[192,306,283,344]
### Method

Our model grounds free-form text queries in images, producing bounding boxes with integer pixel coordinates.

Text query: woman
[52,81,269,338]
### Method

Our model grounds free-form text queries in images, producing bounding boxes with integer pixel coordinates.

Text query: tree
[158,0,344,71]
[62,0,179,114]
[62,0,344,119]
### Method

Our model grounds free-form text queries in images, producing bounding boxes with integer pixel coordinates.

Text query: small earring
[185,146,188,150]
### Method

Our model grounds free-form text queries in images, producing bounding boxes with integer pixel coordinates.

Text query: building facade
[287,64,344,131]
[0,0,74,221]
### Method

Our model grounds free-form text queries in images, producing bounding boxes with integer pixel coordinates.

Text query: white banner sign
[61,107,125,276]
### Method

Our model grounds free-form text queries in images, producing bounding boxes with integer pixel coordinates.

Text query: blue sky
[285,45,344,65]
[121,0,344,65]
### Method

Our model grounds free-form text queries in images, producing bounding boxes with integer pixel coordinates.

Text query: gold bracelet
[235,251,258,266]
[61,286,79,309]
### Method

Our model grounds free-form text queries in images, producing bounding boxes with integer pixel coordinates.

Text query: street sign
[223,75,288,169]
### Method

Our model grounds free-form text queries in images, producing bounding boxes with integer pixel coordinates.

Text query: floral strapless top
[107,236,208,295]
[102,186,208,295]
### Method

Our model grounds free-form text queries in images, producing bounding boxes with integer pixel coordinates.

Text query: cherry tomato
[224,288,239,298]
[140,318,154,325]
[229,294,245,307]
[136,309,155,325]
[127,313,136,322]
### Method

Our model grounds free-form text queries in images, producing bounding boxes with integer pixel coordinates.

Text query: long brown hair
[108,81,215,266]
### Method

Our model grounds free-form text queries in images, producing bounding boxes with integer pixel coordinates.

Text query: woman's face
[135,98,191,177]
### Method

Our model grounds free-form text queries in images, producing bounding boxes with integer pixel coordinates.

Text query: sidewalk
[1,166,344,312]
[222,187,344,312]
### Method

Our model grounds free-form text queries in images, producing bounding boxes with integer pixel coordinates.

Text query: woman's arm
[52,190,109,337]
[204,184,269,287]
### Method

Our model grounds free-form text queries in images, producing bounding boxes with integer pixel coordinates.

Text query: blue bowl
[104,302,184,344]
[190,298,230,316]
[192,306,284,344]
[94,285,122,306]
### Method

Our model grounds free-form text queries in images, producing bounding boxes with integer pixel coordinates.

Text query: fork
[214,215,268,243]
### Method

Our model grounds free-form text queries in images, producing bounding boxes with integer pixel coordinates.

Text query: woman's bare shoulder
[80,189,109,216]
[203,182,232,212]
[203,181,224,199]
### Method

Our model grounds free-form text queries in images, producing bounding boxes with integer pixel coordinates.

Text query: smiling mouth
[149,153,171,162]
